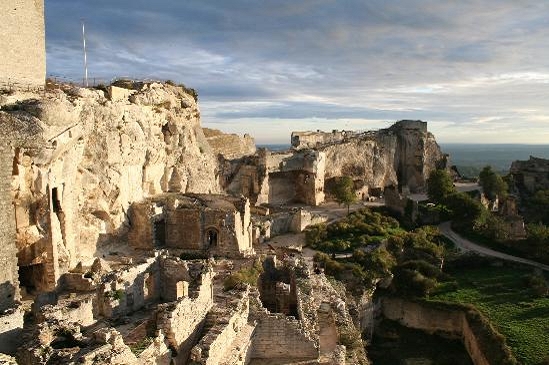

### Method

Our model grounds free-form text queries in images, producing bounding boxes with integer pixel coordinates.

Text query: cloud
[45,1,549,143]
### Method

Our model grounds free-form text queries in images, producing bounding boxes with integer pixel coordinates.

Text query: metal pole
[82,20,89,87]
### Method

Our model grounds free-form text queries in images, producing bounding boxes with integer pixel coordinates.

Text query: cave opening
[51,187,61,213]
[206,228,218,247]
[18,263,45,295]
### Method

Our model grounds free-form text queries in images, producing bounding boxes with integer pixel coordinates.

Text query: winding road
[438,221,549,271]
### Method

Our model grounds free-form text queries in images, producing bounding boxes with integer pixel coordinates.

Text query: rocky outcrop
[510,156,549,194]
[2,82,220,291]
[319,120,446,193]
[203,128,256,159]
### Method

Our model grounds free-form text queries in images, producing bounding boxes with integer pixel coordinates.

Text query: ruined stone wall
[0,0,45,89]
[250,311,318,360]
[191,290,251,365]
[203,128,256,159]
[157,268,214,363]
[98,258,160,318]
[291,130,346,149]
[167,208,202,250]
[37,294,95,327]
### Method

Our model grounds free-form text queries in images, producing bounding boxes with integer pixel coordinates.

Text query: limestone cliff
[2,82,220,291]
[510,156,549,194]
[318,120,446,193]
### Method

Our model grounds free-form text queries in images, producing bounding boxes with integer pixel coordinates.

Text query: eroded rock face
[319,120,446,193]
[510,156,549,194]
[4,83,220,290]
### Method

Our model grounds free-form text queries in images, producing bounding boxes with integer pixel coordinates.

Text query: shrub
[223,259,263,291]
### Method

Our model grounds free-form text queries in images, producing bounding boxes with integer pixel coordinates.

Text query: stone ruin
[0,80,372,364]
[221,120,447,210]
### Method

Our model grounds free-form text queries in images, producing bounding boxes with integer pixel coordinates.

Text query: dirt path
[439,221,549,271]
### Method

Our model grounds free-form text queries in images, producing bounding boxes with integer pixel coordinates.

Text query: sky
[45,1,549,144]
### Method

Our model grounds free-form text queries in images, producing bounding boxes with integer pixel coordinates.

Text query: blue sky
[45,1,549,144]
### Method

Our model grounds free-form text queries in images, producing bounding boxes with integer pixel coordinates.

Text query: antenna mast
[81,20,89,87]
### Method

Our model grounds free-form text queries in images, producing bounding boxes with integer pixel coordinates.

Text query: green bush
[223,260,263,291]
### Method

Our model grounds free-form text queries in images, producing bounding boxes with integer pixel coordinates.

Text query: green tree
[479,166,508,200]
[446,192,486,227]
[333,176,357,214]
[427,169,455,203]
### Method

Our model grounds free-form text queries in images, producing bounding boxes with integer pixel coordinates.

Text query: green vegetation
[129,337,153,356]
[431,262,549,365]
[427,169,456,203]
[307,208,449,296]
[332,176,357,214]
[105,289,125,301]
[223,259,263,291]
[479,165,508,200]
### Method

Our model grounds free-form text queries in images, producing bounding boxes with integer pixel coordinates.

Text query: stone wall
[190,289,251,365]
[128,194,254,258]
[98,258,160,318]
[203,128,256,159]
[381,297,516,365]
[249,311,318,361]
[37,294,96,327]
[157,266,214,363]
[0,0,45,89]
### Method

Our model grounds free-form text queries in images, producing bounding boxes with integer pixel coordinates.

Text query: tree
[427,169,455,203]
[446,192,486,227]
[333,176,357,214]
[479,166,508,200]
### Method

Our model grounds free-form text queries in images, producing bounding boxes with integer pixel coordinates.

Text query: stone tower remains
[0,0,46,89]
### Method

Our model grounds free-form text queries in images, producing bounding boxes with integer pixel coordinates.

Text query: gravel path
[438,221,549,271]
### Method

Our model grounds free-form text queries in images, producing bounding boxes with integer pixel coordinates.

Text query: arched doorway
[205,228,218,247]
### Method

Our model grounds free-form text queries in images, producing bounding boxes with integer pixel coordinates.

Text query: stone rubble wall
[98,257,160,318]
[157,268,215,363]
[37,294,96,327]
[250,310,319,360]
[190,289,251,365]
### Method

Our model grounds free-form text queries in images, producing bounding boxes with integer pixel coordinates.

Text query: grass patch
[129,337,153,356]
[431,264,549,364]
